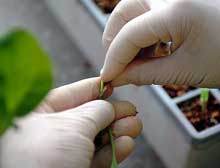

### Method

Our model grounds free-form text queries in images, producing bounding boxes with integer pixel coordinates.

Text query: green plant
[0,29,53,135]
[99,81,118,168]
[200,88,209,113]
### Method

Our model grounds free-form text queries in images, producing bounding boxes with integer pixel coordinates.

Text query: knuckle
[92,100,115,113]
[113,8,124,19]
[112,0,132,22]
[114,0,125,13]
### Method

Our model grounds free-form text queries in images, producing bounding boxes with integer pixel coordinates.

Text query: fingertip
[101,59,126,83]
[96,114,142,146]
[115,136,135,163]
[112,101,137,120]
[100,69,112,83]
[112,116,143,139]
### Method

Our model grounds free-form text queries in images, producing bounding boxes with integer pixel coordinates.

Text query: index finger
[101,2,170,82]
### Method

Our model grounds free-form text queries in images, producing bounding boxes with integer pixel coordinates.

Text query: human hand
[101,0,220,87]
[0,77,142,168]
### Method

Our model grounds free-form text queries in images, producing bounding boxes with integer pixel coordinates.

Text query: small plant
[200,88,209,113]
[0,29,53,135]
[99,81,118,168]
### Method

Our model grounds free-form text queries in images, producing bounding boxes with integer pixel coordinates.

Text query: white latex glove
[101,0,220,87]
[0,77,142,168]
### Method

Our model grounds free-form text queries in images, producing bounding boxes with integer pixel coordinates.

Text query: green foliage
[99,81,118,168]
[200,88,209,113]
[0,29,53,135]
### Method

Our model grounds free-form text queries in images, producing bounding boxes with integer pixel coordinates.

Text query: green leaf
[200,88,209,113]
[200,88,209,103]
[0,29,53,134]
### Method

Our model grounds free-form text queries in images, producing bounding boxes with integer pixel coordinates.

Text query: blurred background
[0,0,165,167]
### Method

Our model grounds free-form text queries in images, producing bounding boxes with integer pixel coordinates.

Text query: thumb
[59,100,115,140]
[101,1,183,82]
[112,49,204,87]
[39,77,113,112]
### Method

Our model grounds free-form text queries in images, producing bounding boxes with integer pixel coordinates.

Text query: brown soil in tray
[178,94,220,132]
[94,0,120,13]
[163,85,196,98]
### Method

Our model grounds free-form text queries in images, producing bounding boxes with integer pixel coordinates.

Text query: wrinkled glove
[101,0,220,88]
[0,77,142,168]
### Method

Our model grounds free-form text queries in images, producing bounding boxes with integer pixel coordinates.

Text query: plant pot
[163,85,196,98]
[151,86,220,168]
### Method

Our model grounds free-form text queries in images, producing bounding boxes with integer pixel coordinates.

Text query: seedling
[99,81,118,168]
[200,88,209,113]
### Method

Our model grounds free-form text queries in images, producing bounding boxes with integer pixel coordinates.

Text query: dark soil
[163,85,195,98]
[178,94,220,132]
[93,0,120,13]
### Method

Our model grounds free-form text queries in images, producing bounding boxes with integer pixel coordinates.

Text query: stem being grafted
[99,80,118,168]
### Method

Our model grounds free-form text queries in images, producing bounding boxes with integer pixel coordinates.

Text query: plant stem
[99,81,118,168]
[109,128,118,168]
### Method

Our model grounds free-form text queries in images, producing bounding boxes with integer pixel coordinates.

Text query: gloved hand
[101,0,220,88]
[0,77,142,168]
